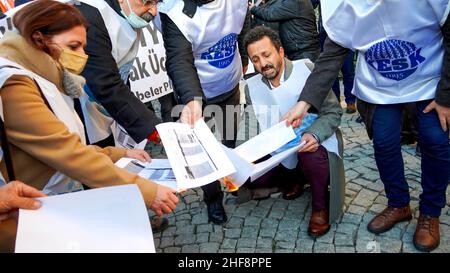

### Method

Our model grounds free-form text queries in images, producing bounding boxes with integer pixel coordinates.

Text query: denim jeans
[372,100,450,217]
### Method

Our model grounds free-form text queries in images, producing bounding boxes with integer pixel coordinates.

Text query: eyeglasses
[142,0,163,6]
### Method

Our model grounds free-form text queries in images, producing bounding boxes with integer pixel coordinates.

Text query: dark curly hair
[243,26,282,55]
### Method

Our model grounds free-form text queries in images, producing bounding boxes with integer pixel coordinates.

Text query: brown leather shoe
[413,214,440,252]
[346,103,357,114]
[367,206,412,234]
[308,209,330,237]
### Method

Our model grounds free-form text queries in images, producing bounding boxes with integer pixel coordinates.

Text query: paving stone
[174,235,196,246]
[261,218,279,229]
[275,240,296,249]
[197,224,213,233]
[334,233,355,246]
[209,231,224,243]
[255,248,273,253]
[224,228,242,239]
[164,247,181,253]
[314,243,335,253]
[237,238,257,248]
[182,245,200,253]
[241,226,258,238]
[236,248,256,253]
[225,217,244,229]
[340,213,363,224]
[259,228,277,238]
[221,238,237,249]
[278,219,301,231]
[244,216,262,227]
[378,237,402,253]
[175,225,195,235]
[200,242,220,253]
[347,205,367,215]
[159,237,174,248]
[275,229,298,242]
[250,207,269,218]
[335,246,356,253]
[336,223,358,236]
[257,237,273,249]
[196,233,209,244]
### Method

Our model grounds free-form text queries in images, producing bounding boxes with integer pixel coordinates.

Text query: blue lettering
[391,58,409,71]
[376,59,391,72]
[408,48,425,67]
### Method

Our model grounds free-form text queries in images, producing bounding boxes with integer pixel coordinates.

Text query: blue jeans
[372,100,450,217]
[332,51,356,104]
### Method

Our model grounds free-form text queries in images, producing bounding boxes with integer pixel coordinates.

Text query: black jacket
[76,0,160,143]
[160,0,250,104]
[251,0,320,61]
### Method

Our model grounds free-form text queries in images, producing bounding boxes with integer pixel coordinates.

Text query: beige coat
[0,33,158,252]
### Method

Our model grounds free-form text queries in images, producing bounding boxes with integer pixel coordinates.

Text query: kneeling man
[244,26,343,237]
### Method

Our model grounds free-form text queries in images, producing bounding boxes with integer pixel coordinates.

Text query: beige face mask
[58,48,88,75]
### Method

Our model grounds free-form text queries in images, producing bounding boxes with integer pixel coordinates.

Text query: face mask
[121,0,152,29]
[58,47,88,75]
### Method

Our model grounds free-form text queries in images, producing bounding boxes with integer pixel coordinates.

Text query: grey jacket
[247,58,343,144]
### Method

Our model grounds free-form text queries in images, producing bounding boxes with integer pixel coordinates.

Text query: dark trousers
[248,146,330,210]
[201,87,241,203]
[372,100,450,217]
[332,51,356,104]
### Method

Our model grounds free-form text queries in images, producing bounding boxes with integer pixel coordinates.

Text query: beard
[260,63,280,80]
[141,12,155,22]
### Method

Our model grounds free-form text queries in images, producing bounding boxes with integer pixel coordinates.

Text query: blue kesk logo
[365,39,426,81]
[201,33,238,69]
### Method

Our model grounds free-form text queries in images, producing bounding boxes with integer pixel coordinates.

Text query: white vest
[322,0,448,104]
[246,60,339,169]
[159,0,247,99]
[0,58,85,195]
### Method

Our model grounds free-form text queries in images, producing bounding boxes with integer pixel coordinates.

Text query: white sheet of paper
[15,185,155,253]
[221,145,255,186]
[251,141,306,182]
[156,119,236,189]
[111,122,147,150]
[115,158,178,191]
[234,120,296,163]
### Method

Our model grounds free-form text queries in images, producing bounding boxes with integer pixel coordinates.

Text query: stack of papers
[154,120,304,189]
[15,185,155,253]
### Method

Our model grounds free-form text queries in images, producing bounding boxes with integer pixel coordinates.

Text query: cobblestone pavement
[146,101,450,253]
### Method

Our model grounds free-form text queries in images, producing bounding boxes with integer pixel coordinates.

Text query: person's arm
[284,37,349,127]
[436,15,450,107]
[299,37,350,110]
[424,14,450,131]
[2,76,160,207]
[77,4,160,143]
[250,0,300,22]
[238,9,251,69]
[160,13,203,105]
[305,91,342,143]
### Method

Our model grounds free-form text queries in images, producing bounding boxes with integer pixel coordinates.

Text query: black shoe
[206,199,228,225]
[150,216,169,233]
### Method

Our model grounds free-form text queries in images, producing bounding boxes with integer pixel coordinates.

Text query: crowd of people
[0,0,448,253]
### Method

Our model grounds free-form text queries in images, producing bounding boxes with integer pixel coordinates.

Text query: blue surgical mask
[120,0,152,29]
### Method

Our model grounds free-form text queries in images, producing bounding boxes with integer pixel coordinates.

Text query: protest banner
[129,22,173,104]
